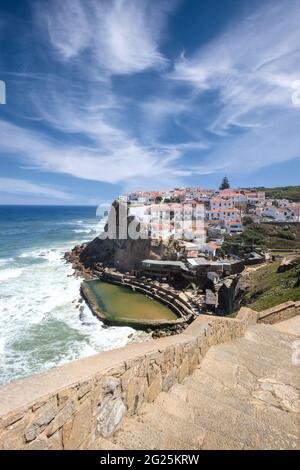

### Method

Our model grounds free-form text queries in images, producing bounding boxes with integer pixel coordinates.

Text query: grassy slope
[241,259,300,311]
[255,185,300,202]
[223,223,300,256]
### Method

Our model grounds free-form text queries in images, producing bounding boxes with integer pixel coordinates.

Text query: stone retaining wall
[1,301,299,450]
[0,313,250,450]
[258,300,300,325]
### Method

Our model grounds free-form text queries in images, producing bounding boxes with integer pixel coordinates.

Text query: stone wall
[1,302,299,451]
[258,300,300,325]
[0,314,250,450]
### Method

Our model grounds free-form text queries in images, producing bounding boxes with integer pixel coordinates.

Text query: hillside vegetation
[238,259,300,311]
[255,185,300,202]
[223,223,300,257]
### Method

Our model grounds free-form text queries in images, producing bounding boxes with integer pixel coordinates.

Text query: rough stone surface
[24,400,58,442]
[67,200,180,273]
[111,321,300,450]
[0,303,299,450]
[97,398,126,438]
[63,400,92,449]
[274,315,300,336]
[259,301,298,324]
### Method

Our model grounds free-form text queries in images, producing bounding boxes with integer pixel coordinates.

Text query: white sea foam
[19,249,62,262]
[0,227,135,385]
[0,257,13,266]
[0,268,23,282]
[73,229,93,234]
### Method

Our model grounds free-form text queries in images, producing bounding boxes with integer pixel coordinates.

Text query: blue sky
[0,0,300,205]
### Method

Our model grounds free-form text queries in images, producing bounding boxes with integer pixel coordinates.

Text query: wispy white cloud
[140,97,190,122]
[171,0,300,134]
[42,0,91,61]
[2,0,300,199]
[0,177,71,200]
[38,0,172,75]
[163,0,300,177]
[0,119,184,186]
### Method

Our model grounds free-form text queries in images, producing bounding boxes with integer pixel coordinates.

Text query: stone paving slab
[274,315,300,337]
[110,322,300,450]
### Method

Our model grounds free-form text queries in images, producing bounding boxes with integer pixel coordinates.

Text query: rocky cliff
[66,201,180,274]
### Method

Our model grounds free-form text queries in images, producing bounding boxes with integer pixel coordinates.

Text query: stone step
[204,335,300,391]
[107,323,300,450]
[169,381,299,450]
[244,324,299,354]
[180,370,300,435]
[153,391,246,449]
[112,418,173,450]
[274,315,300,337]
[111,409,206,450]
[112,378,299,450]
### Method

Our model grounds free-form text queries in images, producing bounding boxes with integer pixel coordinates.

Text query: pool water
[84,281,178,322]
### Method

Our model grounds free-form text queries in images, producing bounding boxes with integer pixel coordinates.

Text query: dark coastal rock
[216,276,240,316]
[66,200,179,274]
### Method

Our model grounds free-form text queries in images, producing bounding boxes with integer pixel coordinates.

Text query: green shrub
[242,216,254,226]
[274,231,296,241]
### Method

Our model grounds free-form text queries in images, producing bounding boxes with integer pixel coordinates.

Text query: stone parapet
[258,300,299,324]
[1,299,299,450]
[0,312,252,450]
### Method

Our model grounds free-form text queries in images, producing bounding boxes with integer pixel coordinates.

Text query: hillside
[223,222,300,257]
[255,185,300,202]
[237,258,300,311]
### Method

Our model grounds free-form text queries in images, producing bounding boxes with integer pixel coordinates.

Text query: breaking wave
[0,208,134,385]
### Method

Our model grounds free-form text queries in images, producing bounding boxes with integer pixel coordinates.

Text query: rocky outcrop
[205,275,241,316]
[66,201,180,274]
[278,255,300,273]
[216,276,240,316]
[232,268,263,312]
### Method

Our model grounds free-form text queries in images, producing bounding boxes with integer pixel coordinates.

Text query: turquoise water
[0,206,135,385]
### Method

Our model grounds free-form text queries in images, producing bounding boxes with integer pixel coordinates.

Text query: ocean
[0,205,135,385]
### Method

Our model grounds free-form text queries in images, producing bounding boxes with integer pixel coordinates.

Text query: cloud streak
[0,118,184,187]
[38,0,171,75]
[0,177,71,200]
[1,0,300,203]
[171,0,300,133]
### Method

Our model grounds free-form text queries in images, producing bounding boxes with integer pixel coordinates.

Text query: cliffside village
[108,186,299,315]
[120,186,300,248]
[73,186,299,321]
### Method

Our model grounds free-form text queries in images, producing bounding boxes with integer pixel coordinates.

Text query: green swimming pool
[83,280,178,322]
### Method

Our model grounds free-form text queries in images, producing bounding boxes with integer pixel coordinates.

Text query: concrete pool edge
[80,280,190,330]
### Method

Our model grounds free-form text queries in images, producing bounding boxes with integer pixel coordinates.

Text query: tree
[220,176,230,190]
[242,216,254,226]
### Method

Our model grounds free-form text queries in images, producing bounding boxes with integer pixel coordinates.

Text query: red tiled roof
[206,242,218,250]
